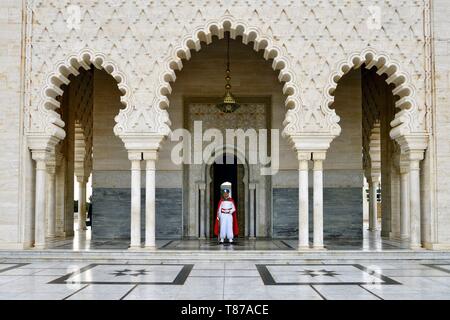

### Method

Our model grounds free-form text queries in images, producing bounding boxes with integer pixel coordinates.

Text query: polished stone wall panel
[273,188,363,240]
[92,188,182,239]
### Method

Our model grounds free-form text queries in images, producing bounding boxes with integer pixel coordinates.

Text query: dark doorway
[210,154,245,238]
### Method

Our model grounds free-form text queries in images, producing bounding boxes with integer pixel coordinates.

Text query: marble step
[1,249,450,263]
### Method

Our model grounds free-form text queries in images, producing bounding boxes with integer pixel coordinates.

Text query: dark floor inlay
[0,263,29,274]
[110,269,151,277]
[256,264,401,286]
[423,264,450,274]
[49,263,194,285]
[298,269,339,277]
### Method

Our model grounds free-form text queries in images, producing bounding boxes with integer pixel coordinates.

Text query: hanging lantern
[216,31,240,113]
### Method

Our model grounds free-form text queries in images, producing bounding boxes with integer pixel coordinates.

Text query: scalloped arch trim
[32,49,133,141]
[153,16,304,137]
[323,48,421,139]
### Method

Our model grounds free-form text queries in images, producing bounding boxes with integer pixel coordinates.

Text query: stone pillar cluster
[123,135,164,251]
[296,151,326,250]
[128,150,159,251]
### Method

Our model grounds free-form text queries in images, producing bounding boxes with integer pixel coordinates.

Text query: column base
[298,245,311,251]
[128,245,143,251]
[33,244,46,250]
[144,245,157,251]
[65,231,75,237]
[381,230,390,238]
[409,244,424,250]
[400,234,410,241]
[312,245,326,250]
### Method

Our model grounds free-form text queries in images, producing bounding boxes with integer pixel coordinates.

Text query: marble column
[313,152,325,249]
[145,156,156,249]
[46,164,57,238]
[34,156,47,249]
[199,183,206,239]
[249,183,256,239]
[55,154,66,237]
[368,176,379,231]
[77,176,87,231]
[400,165,410,240]
[129,153,142,249]
[409,158,422,249]
[298,153,310,250]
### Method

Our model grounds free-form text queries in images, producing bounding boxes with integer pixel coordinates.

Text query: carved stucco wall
[24,0,429,148]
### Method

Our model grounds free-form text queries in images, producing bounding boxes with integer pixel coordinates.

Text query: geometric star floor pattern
[1,260,450,299]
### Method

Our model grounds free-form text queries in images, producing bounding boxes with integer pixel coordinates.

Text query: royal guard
[214,189,239,243]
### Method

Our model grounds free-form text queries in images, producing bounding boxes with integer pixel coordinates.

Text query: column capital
[128,151,142,161]
[297,152,311,162]
[288,134,335,153]
[121,134,165,152]
[312,151,327,161]
[143,149,159,162]
[406,150,424,172]
[370,174,380,184]
[28,135,60,158]
[75,175,88,184]
[406,150,425,162]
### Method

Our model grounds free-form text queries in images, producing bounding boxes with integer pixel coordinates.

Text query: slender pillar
[313,153,325,249]
[129,154,142,249]
[409,159,422,249]
[55,152,66,237]
[77,177,87,231]
[145,157,156,249]
[368,123,381,232]
[34,158,47,249]
[368,176,379,231]
[249,183,256,239]
[400,165,410,239]
[199,183,206,239]
[46,165,57,237]
[298,153,310,250]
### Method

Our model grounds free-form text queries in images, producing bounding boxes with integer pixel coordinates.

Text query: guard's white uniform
[218,200,236,241]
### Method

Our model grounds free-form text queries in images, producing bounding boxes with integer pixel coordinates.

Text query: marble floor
[45,221,409,251]
[1,259,450,300]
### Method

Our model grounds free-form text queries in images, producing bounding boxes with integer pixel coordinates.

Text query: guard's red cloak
[213,198,239,236]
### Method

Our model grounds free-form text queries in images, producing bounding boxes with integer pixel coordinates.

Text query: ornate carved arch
[29,49,133,144]
[113,16,332,139]
[324,48,426,145]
